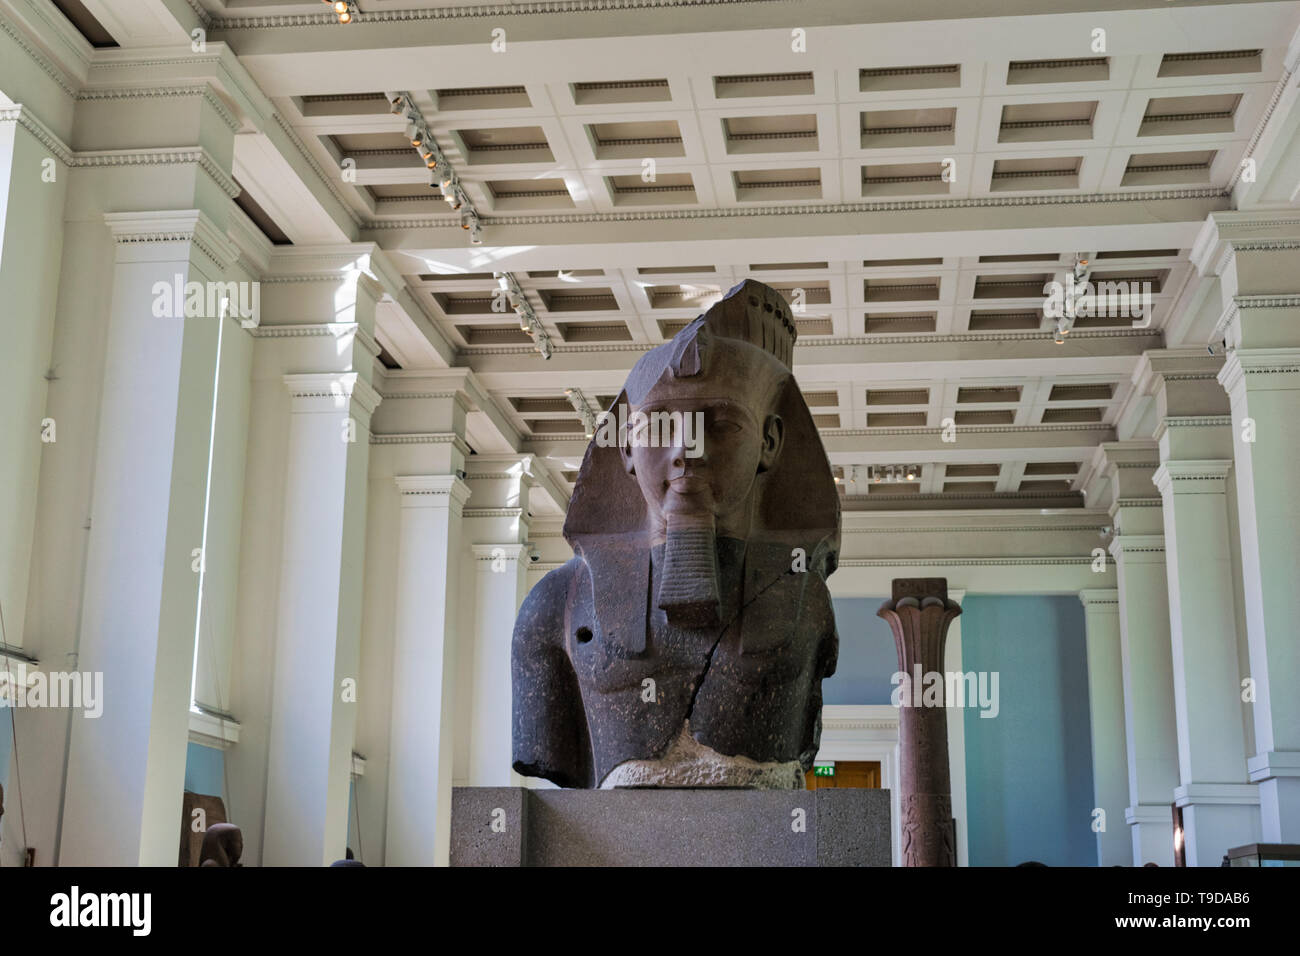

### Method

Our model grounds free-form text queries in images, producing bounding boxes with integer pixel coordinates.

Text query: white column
[1195,212,1300,843]
[385,475,470,866]
[0,107,66,655]
[468,543,528,787]
[944,587,968,867]
[1079,589,1131,867]
[60,211,234,865]
[262,372,379,866]
[1220,351,1300,842]
[1136,350,1259,865]
[1101,442,1179,866]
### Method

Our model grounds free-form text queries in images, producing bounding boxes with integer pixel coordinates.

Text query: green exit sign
[814,765,835,777]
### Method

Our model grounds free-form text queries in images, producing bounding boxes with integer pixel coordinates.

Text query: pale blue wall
[825,597,897,704]
[961,594,1095,867]
[828,593,1096,867]
[184,742,224,796]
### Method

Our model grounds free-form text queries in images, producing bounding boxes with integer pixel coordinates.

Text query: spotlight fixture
[388,91,483,245]
[462,210,483,245]
[324,0,357,24]
[495,271,554,359]
[564,387,601,439]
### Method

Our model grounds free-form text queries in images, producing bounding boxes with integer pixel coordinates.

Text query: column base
[1249,752,1300,843]
[1174,784,1260,867]
[1127,804,1174,866]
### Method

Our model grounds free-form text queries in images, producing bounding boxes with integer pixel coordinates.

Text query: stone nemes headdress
[564,278,840,577]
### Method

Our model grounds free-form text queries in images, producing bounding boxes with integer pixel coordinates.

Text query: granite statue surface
[512,279,840,789]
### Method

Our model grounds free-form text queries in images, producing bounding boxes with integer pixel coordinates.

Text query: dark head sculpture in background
[512,279,840,789]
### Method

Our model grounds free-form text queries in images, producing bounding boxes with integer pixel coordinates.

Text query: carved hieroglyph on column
[878,578,962,867]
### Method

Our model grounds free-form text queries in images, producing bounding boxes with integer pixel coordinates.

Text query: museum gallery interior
[1,0,1299,869]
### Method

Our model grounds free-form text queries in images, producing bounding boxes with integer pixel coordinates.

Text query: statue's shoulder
[513,556,583,647]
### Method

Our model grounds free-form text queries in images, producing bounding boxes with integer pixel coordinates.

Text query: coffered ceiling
[40,0,1300,513]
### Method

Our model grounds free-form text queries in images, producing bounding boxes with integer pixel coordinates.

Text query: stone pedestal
[877,578,962,866]
[449,787,891,866]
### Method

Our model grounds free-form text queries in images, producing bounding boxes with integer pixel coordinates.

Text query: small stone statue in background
[513,280,840,789]
[199,823,243,867]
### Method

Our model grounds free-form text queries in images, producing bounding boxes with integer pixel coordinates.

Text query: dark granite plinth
[450,787,891,867]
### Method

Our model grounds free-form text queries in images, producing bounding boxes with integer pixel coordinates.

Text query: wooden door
[804,760,881,790]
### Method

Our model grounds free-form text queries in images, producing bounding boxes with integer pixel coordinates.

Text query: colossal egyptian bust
[512,279,840,789]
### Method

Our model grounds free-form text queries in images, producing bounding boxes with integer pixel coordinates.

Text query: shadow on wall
[961,595,1095,867]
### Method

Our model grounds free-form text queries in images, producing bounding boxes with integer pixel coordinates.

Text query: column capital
[103,209,239,272]
[1109,533,1164,560]
[1218,347,1300,398]
[1079,588,1120,609]
[1173,783,1260,808]
[1152,460,1232,497]
[470,543,529,570]
[1134,349,1225,393]
[1125,804,1173,826]
[394,474,472,512]
[1247,750,1300,782]
[283,372,382,418]
[1191,211,1300,276]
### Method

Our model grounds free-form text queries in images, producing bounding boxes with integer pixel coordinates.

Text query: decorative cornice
[1114,497,1162,508]
[248,322,381,358]
[459,327,1154,357]
[103,209,238,273]
[843,524,1103,534]
[835,423,1107,437]
[75,86,240,134]
[272,112,363,228]
[215,0,798,29]
[1153,460,1232,496]
[1226,56,1295,193]
[370,432,474,456]
[838,556,1094,567]
[0,11,76,96]
[363,186,1227,230]
[1218,349,1300,396]
[1108,533,1165,555]
[1079,588,1120,608]
[0,105,72,163]
[259,274,350,284]
[465,509,526,518]
[1159,415,1232,429]
[470,543,529,560]
[282,372,382,416]
[394,474,472,510]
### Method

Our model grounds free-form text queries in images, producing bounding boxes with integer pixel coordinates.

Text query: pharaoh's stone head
[616,280,795,538]
[566,279,839,629]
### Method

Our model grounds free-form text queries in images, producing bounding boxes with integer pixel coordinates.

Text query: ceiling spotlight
[387,94,406,115]
[1054,329,1065,345]
[462,211,483,245]
[327,0,357,23]
[407,123,427,148]
[906,466,917,481]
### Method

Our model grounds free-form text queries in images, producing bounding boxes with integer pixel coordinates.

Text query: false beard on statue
[656,512,721,629]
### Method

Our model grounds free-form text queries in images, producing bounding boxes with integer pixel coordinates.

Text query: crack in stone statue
[512,279,841,789]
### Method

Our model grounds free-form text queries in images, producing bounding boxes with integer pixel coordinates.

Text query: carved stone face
[620,340,786,540]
